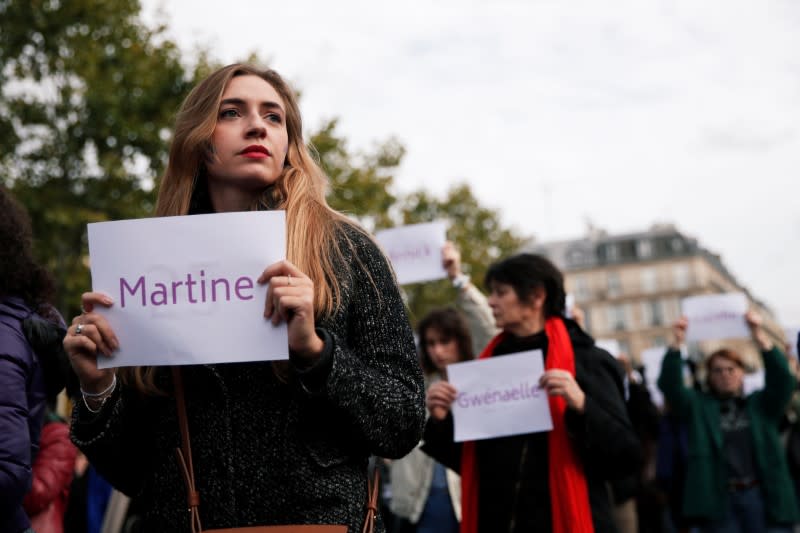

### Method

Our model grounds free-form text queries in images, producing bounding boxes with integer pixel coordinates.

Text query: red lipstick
[239,145,270,158]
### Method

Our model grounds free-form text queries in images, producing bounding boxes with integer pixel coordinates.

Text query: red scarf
[459,316,594,533]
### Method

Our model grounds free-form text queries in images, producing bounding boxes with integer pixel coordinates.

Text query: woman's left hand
[258,260,324,365]
[539,369,586,413]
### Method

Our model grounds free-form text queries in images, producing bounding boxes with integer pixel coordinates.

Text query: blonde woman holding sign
[63,64,425,532]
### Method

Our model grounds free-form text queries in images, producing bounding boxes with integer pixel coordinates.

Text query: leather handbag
[172,367,379,533]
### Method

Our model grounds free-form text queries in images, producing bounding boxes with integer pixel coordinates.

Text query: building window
[649,300,664,326]
[637,239,652,259]
[573,275,591,302]
[673,264,691,290]
[641,268,657,293]
[607,304,627,331]
[568,248,587,268]
[652,336,666,347]
[671,237,684,253]
[607,272,622,297]
[606,244,619,262]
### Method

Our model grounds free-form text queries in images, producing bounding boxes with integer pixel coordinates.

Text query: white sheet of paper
[682,293,749,342]
[87,211,288,368]
[743,370,765,395]
[640,346,667,408]
[374,221,447,285]
[785,328,799,357]
[596,338,622,358]
[565,293,575,318]
[447,350,553,442]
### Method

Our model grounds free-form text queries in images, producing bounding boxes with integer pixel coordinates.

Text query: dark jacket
[71,225,426,532]
[421,319,642,533]
[0,297,66,533]
[658,346,800,524]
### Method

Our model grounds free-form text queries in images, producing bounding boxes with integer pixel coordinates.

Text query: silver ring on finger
[75,323,84,335]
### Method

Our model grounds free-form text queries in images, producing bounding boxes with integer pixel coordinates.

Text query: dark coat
[0,297,65,533]
[421,319,642,533]
[71,225,426,532]
[658,346,800,524]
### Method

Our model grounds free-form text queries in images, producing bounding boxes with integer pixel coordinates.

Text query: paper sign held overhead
[374,221,447,285]
[447,350,553,442]
[681,293,749,343]
[87,211,288,368]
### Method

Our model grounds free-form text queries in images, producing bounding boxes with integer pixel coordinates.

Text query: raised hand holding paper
[446,350,553,442]
[681,292,749,343]
[374,221,447,285]
[87,211,288,368]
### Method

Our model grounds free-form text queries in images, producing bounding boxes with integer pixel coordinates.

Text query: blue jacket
[0,297,65,533]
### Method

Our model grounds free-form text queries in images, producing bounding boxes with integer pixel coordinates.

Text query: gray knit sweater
[70,224,425,532]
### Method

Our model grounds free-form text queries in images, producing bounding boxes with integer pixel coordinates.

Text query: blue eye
[266,113,282,124]
[220,108,239,119]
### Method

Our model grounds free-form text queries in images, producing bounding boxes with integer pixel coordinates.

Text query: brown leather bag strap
[361,465,380,533]
[173,366,203,533]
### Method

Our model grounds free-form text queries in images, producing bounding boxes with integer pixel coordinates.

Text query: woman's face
[424,327,461,372]
[708,357,744,397]
[488,281,539,333]
[206,75,290,206]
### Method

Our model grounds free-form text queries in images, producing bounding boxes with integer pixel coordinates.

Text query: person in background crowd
[441,241,498,355]
[422,252,641,533]
[0,186,69,533]
[391,308,474,533]
[62,63,424,531]
[658,312,799,532]
[611,354,662,533]
[23,403,77,533]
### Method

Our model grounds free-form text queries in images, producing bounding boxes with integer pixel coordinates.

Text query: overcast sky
[141,0,800,328]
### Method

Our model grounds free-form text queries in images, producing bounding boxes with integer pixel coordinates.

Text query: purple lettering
[171,280,183,304]
[185,273,198,303]
[235,276,254,300]
[151,283,168,306]
[211,278,230,301]
[120,276,146,308]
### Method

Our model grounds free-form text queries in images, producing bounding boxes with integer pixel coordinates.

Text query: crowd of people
[2,62,800,533]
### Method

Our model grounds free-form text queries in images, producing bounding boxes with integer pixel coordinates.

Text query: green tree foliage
[394,184,525,325]
[0,0,191,316]
[311,118,402,232]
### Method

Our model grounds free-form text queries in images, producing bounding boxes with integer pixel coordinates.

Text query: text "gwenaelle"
[119,271,256,308]
[457,381,543,409]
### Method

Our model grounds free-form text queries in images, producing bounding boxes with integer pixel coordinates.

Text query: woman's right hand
[63,292,119,393]
[426,381,458,421]
[441,241,462,281]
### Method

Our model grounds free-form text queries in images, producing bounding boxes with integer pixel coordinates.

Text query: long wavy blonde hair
[121,64,364,394]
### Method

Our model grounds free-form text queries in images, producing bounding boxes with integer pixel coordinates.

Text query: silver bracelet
[80,374,117,398]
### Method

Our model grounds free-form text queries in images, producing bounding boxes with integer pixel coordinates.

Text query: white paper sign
[447,350,553,442]
[640,346,667,408]
[682,293,749,343]
[87,212,288,368]
[596,338,622,358]
[785,328,799,357]
[743,370,765,395]
[374,221,447,285]
[565,293,575,318]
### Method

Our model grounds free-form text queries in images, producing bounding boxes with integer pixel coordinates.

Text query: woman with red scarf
[422,253,642,533]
